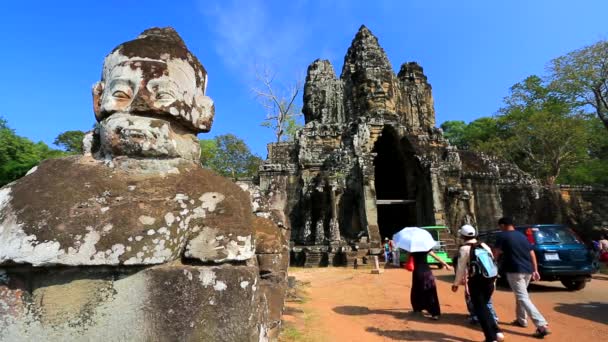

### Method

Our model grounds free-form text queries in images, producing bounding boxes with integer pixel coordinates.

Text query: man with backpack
[494,217,551,339]
[452,225,504,342]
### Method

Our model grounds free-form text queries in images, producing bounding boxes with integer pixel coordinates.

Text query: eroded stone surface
[259,25,608,266]
[0,26,288,341]
[0,264,264,341]
[0,156,252,266]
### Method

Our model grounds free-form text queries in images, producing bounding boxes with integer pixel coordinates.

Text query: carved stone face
[92,28,214,161]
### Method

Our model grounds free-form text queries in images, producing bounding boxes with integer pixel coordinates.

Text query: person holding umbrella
[393,227,452,320]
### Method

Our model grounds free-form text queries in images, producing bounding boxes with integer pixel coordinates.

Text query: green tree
[199,134,262,179]
[549,39,608,130]
[0,117,65,186]
[0,117,7,130]
[441,76,601,185]
[199,138,219,167]
[54,130,85,153]
[440,120,467,148]
[558,117,608,185]
[441,117,503,153]
[494,76,589,184]
[283,115,303,141]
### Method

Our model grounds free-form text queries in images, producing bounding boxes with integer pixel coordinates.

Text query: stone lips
[0,156,254,266]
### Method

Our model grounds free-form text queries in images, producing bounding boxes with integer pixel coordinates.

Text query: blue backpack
[468,243,498,279]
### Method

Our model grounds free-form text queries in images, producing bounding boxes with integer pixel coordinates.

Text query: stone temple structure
[0,27,288,341]
[259,26,608,267]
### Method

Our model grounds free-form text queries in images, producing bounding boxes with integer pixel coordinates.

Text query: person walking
[452,225,504,342]
[384,237,393,263]
[410,249,452,320]
[453,250,499,325]
[493,217,551,339]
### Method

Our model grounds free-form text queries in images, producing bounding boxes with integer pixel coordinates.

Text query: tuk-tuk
[399,225,453,267]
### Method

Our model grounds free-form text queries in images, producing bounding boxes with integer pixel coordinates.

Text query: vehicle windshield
[535,227,582,245]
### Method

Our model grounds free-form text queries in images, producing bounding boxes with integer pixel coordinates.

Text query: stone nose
[129,88,157,113]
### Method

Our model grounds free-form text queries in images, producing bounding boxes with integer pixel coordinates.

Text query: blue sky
[1,0,607,157]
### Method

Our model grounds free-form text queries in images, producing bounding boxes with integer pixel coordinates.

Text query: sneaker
[533,327,551,339]
[430,315,440,320]
[496,332,505,341]
[511,319,528,328]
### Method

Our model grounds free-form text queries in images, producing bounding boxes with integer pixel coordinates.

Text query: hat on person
[385,237,389,241]
[459,225,476,237]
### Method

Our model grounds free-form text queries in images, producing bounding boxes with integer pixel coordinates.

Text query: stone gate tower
[259,26,608,267]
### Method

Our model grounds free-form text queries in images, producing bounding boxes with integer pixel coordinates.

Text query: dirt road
[282,267,607,342]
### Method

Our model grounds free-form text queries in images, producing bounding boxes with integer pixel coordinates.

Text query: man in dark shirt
[494,217,550,339]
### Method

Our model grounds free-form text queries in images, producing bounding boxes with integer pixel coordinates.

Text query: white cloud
[200,0,310,80]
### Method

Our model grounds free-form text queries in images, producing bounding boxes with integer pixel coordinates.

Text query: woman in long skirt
[410,250,451,319]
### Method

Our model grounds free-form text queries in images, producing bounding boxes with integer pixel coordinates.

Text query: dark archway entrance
[373,127,419,240]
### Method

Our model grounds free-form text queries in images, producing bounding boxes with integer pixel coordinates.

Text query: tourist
[599,233,608,263]
[452,254,499,325]
[452,225,504,342]
[410,249,451,320]
[384,237,393,263]
[493,217,551,339]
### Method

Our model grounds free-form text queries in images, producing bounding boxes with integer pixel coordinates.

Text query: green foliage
[440,120,467,147]
[199,138,219,167]
[548,39,608,130]
[441,117,504,153]
[0,117,65,186]
[54,130,85,153]
[441,75,606,185]
[283,115,303,141]
[199,134,262,179]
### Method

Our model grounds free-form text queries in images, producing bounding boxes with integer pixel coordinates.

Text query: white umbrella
[392,227,437,253]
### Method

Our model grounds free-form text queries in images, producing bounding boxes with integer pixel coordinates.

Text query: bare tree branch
[252,64,303,142]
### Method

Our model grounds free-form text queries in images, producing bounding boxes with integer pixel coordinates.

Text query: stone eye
[156,91,174,100]
[112,90,131,99]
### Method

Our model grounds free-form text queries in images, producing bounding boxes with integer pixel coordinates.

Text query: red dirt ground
[282,267,608,342]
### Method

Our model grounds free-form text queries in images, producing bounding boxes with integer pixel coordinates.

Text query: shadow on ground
[333,306,479,341]
[365,326,475,342]
[435,274,570,293]
[333,306,410,319]
[553,301,608,325]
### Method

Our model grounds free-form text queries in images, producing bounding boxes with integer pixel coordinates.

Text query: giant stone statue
[0,27,288,341]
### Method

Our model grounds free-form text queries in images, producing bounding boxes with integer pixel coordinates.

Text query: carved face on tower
[92,27,214,160]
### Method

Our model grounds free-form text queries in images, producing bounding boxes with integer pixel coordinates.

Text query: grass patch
[279,278,325,342]
[280,323,305,342]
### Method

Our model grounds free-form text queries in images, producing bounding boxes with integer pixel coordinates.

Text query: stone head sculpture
[92,27,214,161]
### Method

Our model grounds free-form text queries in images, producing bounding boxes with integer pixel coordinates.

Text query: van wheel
[561,278,586,291]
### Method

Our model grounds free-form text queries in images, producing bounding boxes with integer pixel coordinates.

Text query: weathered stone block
[0,264,263,341]
[253,216,288,254]
[0,157,253,266]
